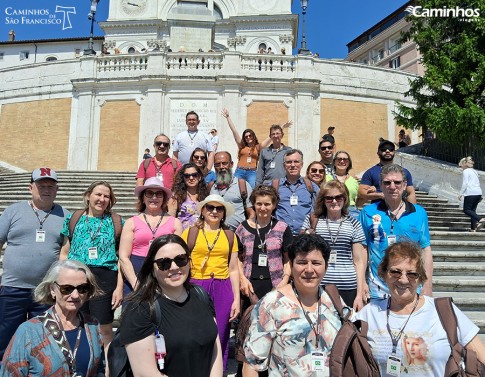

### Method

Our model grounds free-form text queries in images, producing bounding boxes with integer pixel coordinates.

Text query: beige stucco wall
[246,101,289,147]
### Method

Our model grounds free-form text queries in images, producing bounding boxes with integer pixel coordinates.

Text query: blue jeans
[234,167,257,188]
[0,286,49,361]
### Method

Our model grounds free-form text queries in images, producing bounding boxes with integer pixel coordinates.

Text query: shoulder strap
[207,181,215,191]
[193,285,210,306]
[187,226,200,252]
[237,179,249,219]
[324,284,344,320]
[272,179,280,191]
[435,297,459,347]
[223,229,235,253]
[143,157,152,173]
[68,209,86,242]
[111,212,123,240]
[303,177,314,194]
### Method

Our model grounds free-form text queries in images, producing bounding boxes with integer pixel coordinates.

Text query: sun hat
[134,177,172,199]
[196,194,235,218]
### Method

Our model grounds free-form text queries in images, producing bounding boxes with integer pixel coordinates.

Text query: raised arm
[221,108,243,148]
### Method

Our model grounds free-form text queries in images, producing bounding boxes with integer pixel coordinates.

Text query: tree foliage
[395,0,485,149]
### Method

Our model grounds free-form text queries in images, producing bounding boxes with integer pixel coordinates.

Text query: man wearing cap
[136,133,181,189]
[210,151,254,231]
[319,134,336,176]
[173,111,214,169]
[0,168,69,361]
[327,126,335,136]
[358,139,416,204]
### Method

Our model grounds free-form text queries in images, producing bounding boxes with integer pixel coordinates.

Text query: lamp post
[84,0,100,56]
[298,0,311,55]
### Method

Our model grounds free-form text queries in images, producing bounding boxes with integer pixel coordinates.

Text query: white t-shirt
[355,296,478,377]
[173,130,213,165]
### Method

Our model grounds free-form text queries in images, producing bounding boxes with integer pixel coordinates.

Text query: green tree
[395,0,485,151]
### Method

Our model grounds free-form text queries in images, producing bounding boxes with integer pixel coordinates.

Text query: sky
[1,0,408,59]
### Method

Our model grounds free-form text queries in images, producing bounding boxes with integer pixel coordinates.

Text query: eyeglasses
[382,180,403,187]
[284,160,302,165]
[154,141,170,148]
[154,254,189,271]
[310,168,325,174]
[193,155,206,161]
[379,147,395,152]
[335,157,349,162]
[144,190,164,198]
[55,282,91,295]
[214,162,230,168]
[205,204,225,213]
[244,134,253,138]
[183,172,200,179]
[324,194,345,203]
[320,146,334,151]
[388,269,420,280]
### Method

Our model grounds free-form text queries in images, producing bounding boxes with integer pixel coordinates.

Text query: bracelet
[282,274,290,278]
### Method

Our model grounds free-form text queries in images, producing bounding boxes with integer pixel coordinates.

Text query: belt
[237,166,257,171]
[250,275,271,280]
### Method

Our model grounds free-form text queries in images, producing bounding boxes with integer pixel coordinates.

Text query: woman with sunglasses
[221,108,291,188]
[1,260,104,376]
[60,181,123,348]
[305,161,327,187]
[190,148,216,188]
[235,185,292,377]
[119,177,182,296]
[326,151,361,219]
[119,234,223,377]
[168,163,210,230]
[355,242,485,376]
[182,194,240,371]
[302,180,367,311]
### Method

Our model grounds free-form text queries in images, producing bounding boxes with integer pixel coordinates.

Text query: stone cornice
[100,20,164,29]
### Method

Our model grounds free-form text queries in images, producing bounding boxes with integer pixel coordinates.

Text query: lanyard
[85,211,105,241]
[255,217,274,252]
[292,282,322,348]
[325,217,344,247]
[285,181,302,195]
[202,227,222,252]
[386,201,405,234]
[386,295,420,354]
[188,131,198,142]
[29,201,54,230]
[143,213,164,239]
[53,308,82,375]
[268,146,282,164]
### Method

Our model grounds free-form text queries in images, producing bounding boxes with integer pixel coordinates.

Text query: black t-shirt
[119,286,218,377]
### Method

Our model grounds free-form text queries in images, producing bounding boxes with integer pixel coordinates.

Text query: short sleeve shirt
[360,163,414,192]
[173,131,213,165]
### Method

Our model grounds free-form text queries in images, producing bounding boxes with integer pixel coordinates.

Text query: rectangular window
[19,51,30,60]
[389,56,401,69]
[0,52,4,61]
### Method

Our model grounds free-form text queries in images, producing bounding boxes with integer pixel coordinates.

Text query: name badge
[387,235,397,246]
[88,247,98,259]
[290,194,298,206]
[269,161,275,169]
[156,172,163,181]
[329,250,337,264]
[258,254,268,267]
[36,230,46,243]
[311,351,327,373]
[386,355,401,377]
[247,156,252,163]
[149,239,154,246]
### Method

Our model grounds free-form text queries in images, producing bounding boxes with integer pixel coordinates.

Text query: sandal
[477,220,485,230]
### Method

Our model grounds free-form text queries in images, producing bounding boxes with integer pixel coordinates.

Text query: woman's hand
[353,296,365,312]
[111,286,123,310]
[240,276,254,297]
[282,120,293,130]
[458,195,463,201]
[229,299,240,322]
[221,108,230,119]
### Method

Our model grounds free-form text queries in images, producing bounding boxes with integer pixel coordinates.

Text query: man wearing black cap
[358,140,416,203]
[319,134,336,176]
[0,167,69,361]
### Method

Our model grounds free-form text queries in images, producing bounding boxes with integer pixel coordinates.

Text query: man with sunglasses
[318,134,336,176]
[0,168,69,363]
[136,133,181,189]
[359,164,432,300]
[210,151,254,231]
[358,139,417,204]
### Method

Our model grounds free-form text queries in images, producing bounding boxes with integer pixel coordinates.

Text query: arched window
[46,56,58,62]
[128,47,136,54]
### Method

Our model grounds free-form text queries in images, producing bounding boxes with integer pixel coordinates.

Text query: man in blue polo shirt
[359,164,432,300]
[274,149,319,235]
[358,139,416,203]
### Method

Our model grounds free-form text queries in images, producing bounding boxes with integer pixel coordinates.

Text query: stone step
[434,292,485,312]
[433,250,485,262]
[430,231,485,241]
[433,262,485,276]
[433,276,485,292]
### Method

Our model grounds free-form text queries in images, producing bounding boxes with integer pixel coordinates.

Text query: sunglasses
[155,141,170,148]
[335,157,349,162]
[144,190,164,198]
[154,254,189,271]
[205,204,225,213]
[310,168,325,174]
[193,155,206,161]
[55,282,91,295]
[388,269,420,280]
[324,194,345,203]
[379,147,395,152]
[382,180,403,187]
[183,172,200,179]
[320,145,333,151]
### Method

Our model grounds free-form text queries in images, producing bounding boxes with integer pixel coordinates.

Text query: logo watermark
[4,6,77,30]
[405,5,480,20]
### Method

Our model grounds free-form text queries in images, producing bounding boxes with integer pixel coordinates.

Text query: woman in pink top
[119,177,182,294]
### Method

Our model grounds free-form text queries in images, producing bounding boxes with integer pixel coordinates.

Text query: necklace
[163,290,188,303]
[187,192,198,202]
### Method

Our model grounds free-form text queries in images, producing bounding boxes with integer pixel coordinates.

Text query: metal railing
[420,138,485,171]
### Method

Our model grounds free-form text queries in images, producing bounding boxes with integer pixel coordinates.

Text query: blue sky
[1,0,408,58]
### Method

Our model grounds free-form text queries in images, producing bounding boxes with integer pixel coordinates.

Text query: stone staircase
[0,172,484,342]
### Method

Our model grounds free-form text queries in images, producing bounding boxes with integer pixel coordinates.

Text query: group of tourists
[0,110,484,377]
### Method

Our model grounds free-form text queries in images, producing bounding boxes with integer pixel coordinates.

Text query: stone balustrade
[165,52,224,70]
[97,54,149,72]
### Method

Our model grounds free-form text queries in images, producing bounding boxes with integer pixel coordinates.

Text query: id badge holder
[149,239,154,247]
[290,194,298,206]
[247,156,252,163]
[269,161,275,169]
[387,235,397,246]
[386,355,401,377]
[36,230,46,243]
[328,250,337,264]
[258,254,268,267]
[311,352,327,374]
[88,247,98,259]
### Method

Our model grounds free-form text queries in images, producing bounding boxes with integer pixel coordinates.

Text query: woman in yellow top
[182,194,240,371]
[221,108,291,188]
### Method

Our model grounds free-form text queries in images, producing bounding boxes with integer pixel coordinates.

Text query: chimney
[8,29,15,42]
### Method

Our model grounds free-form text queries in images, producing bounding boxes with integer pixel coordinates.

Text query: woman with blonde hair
[458,156,484,231]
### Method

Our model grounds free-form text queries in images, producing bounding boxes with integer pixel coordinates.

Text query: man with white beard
[210,151,254,231]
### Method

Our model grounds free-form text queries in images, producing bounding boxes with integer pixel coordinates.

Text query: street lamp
[298,0,311,55]
[84,0,100,56]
